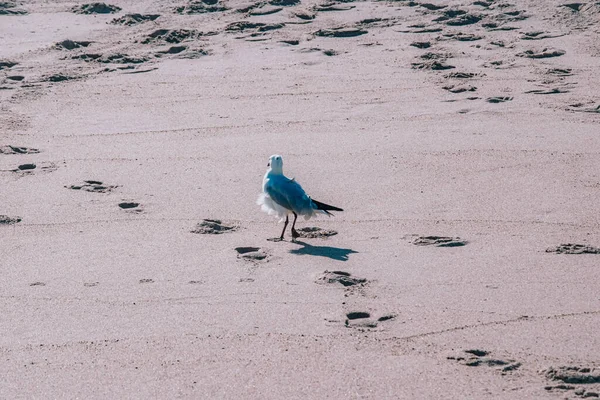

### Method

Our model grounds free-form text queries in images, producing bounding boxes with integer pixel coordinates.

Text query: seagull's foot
[291,228,300,240]
[267,237,284,242]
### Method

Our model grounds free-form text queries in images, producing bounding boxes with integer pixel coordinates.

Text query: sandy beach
[2,0,600,398]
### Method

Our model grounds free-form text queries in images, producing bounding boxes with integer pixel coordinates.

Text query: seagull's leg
[291,212,299,240]
[279,214,289,241]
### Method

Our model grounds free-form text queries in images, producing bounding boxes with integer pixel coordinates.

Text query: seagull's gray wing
[265,175,313,215]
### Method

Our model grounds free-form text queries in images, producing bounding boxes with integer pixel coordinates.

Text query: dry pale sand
[2,0,600,398]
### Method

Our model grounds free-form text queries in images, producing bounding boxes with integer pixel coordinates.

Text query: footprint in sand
[72,3,121,14]
[191,219,238,234]
[487,96,513,103]
[0,1,27,14]
[118,202,143,213]
[411,61,455,70]
[143,29,203,45]
[445,72,477,79]
[293,10,315,20]
[316,270,367,288]
[29,282,46,287]
[84,282,99,287]
[0,215,22,225]
[295,227,338,239]
[483,23,519,31]
[175,1,228,14]
[139,278,154,284]
[0,145,40,154]
[67,180,117,193]
[53,40,93,51]
[410,41,431,49]
[411,236,467,247]
[434,10,483,26]
[14,163,35,171]
[448,349,521,373]
[397,25,443,34]
[441,32,483,42]
[249,5,283,16]
[547,68,573,76]
[110,14,160,25]
[0,61,17,70]
[344,311,396,329]
[225,21,284,34]
[314,27,367,38]
[269,0,300,6]
[443,84,477,93]
[313,4,355,12]
[521,31,565,40]
[47,74,75,83]
[517,48,566,58]
[345,311,378,328]
[10,162,58,174]
[543,366,600,397]
[525,88,569,95]
[235,247,270,262]
[546,243,600,254]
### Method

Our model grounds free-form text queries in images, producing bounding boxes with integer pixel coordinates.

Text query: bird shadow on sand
[289,240,358,261]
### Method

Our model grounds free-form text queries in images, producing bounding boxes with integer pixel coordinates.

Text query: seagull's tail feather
[312,199,343,216]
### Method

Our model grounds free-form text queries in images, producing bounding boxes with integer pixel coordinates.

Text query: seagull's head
[267,154,284,174]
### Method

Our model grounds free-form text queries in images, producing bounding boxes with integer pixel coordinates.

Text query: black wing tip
[313,199,343,212]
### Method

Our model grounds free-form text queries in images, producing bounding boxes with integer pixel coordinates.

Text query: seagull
[257,154,343,241]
